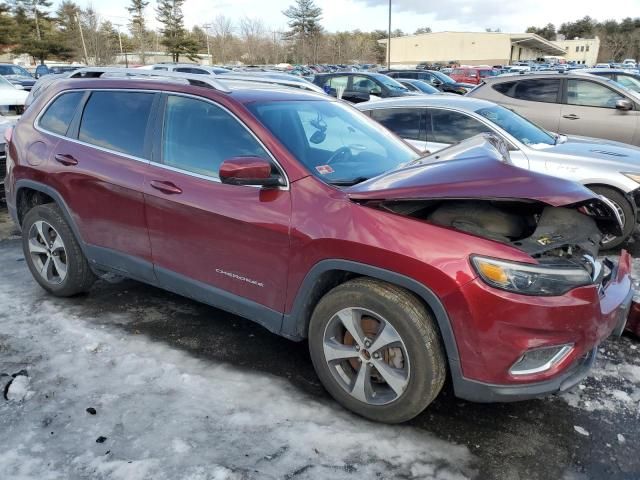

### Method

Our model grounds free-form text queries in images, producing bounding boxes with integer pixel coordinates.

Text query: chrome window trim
[33,88,290,190]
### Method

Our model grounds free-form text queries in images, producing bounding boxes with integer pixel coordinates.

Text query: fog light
[509,344,574,376]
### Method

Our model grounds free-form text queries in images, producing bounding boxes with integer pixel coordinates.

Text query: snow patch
[0,246,475,480]
[573,426,589,436]
[5,374,32,402]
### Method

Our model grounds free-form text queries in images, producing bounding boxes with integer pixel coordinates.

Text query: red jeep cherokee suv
[4,70,633,423]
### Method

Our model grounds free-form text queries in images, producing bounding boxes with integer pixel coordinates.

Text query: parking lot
[1,207,639,480]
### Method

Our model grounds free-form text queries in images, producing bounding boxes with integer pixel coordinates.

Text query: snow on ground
[558,256,640,416]
[0,246,475,480]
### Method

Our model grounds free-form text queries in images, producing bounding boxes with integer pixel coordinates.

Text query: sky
[65,0,640,34]
[77,0,640,33]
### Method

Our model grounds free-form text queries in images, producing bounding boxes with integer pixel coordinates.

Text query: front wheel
[589,186,635,250]
[308,278,446,423]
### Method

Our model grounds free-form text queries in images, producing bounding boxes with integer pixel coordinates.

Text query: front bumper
[445,250,633,402]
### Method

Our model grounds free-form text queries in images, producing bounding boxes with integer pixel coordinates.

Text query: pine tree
[282,0,322,63]
[127,0,148,63]
[156,0,197,61]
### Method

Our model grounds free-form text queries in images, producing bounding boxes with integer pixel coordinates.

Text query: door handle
[150,180,183,195]
[54,153,78,166]
[562,114,580,120]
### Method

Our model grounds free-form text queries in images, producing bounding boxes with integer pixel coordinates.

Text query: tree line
[526,16,640,61]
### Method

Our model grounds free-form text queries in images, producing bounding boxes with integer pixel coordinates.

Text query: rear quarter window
[492,79,561,103]
[38,91,84,136]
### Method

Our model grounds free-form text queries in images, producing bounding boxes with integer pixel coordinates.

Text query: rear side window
[493,79,561,103]
[370,108,423,141]
[39,92,84,136]
[162,95,269,179]
[79,91,154,158]
[175,67,208,75]
[428,109,491,144]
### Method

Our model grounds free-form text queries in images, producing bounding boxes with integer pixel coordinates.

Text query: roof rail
[68,67,231,93]
[218,73,325,93]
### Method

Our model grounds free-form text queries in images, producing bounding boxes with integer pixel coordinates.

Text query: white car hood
[0,87,28,105]
[550,135,640,161]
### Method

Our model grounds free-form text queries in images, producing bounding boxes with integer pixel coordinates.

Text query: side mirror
[219,156,283,188]
[432,79,443,86]
[616,99,633,111]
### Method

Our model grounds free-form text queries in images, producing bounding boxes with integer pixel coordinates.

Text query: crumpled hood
[346,139,600,207]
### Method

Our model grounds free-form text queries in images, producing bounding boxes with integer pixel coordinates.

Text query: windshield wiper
[329,176,370,186]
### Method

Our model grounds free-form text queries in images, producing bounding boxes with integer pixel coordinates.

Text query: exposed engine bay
[376,198,622,276]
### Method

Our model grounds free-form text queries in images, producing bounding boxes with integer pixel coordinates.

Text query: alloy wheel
[28,220,68,285]
[602,199,626,246]
[322,307,410,406]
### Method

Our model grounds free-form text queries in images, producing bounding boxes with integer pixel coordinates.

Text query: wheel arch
[281,259,462,368]
[15,180,86,249]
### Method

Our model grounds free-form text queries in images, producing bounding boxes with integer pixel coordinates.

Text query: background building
[379,31,566,66]
[551,37,600,65]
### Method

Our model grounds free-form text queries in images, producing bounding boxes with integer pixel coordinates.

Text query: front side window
[428,109,491,144]
[79,91,154,158]
[370,108,423,141]
[567,79,624,108]
[248,100,417,185]
[162,95,269,178]
[351,76,382,95]
[39,91,84,136]
[614,74,640,93]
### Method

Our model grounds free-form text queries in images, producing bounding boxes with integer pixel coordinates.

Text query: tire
[308,278,446,423]
[22,203,96,296]
[589,186,635,250]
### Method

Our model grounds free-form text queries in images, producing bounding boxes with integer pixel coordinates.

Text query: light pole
[387,0,391,69]
[202,24,212,65]
[75,13,89,66]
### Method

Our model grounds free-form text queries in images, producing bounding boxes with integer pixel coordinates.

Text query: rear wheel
[308,278,446,423]
[589,186,635,249]
[22,204,96,296]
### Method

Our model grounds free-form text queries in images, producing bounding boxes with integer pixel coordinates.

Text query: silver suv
[467,73,640,146]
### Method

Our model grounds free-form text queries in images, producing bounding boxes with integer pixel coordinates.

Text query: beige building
[379,31,566,66]
[551,37,600,66]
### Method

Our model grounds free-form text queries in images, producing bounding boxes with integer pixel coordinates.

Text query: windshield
[432,71,455,84]
[0,75,15,89]
[475,105,555,146]
[0,65,31,77]
[248,100,418,185]
[479,70,498,78]
[370,73,409,92]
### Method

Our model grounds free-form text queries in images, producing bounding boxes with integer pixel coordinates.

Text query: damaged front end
[347,135,623,293]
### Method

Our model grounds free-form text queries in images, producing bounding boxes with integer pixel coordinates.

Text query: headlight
[471,256,592,296]
[622,172,640,184]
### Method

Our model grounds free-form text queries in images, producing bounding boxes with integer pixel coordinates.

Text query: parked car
[147,63,231,75]
[395,78,440,94]
[467,73,640,146]
[357,95,640,247]
[0,64,36,90]
[5,68,632,423]
[449,67,498,85]
[0,74,27,119]
[576,69,640,94]
[381,69,473,95]
[34,64,82,79]
[312,72,418,103]
[595,63,612,69]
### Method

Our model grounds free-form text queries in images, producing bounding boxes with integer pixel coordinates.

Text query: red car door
[41,90,157,283]
[143,93,291,330]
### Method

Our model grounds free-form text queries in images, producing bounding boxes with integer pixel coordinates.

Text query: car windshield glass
[370,73,409,92]
[475,105,555,146]
[0,65,31,77]
[432,71,455,84]
[0,75,15,89]
[248,100,418,185]
[479,70,498,77]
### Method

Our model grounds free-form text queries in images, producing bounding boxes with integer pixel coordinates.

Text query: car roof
[480,72,601,83]
[578,68,639,75]
[355,94,495,111]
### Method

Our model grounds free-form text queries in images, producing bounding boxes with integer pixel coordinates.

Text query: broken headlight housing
[471,256,593,296]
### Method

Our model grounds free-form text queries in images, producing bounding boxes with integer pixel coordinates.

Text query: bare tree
[211,14,234,63]
[239,16,267,64]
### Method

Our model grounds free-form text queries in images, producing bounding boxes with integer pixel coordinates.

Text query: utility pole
[387,0,391,69]
[202,24,212,65]
[113,23,125,67]
[75,13,89,66]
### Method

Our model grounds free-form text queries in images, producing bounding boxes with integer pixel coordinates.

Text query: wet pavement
[1,205,639,480]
